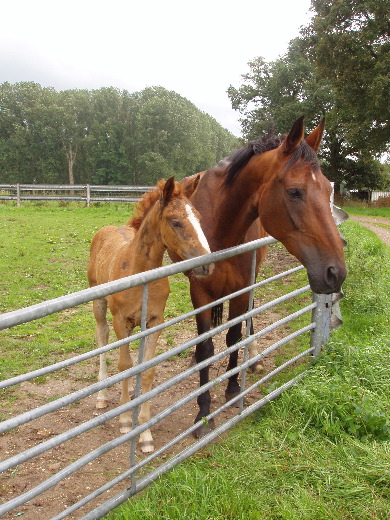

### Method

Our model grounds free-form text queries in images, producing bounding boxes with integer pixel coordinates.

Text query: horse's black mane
[223,134,320,188]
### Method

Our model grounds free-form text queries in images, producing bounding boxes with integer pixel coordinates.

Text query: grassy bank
[106,220,390,519]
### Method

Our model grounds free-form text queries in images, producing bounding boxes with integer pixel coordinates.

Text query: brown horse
[176,116,347,437]
[88,177,213,453]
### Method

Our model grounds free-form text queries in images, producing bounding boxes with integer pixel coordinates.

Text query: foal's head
[131,177,213,277]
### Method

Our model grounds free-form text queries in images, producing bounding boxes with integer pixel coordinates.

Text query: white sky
[1,0,313,136]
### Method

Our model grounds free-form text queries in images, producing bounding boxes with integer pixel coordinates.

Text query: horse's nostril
[326,266,339,287]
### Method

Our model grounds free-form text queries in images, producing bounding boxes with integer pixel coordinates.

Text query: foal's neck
[131,203,165,270]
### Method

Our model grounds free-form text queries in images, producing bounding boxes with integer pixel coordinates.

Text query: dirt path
[350,216,390,247]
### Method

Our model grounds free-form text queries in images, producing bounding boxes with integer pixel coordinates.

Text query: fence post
[86,184,91,207]
[16,184,21,207]
[310,293,332,356]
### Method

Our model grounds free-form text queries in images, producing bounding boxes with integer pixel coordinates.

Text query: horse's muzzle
[307,264,347,294]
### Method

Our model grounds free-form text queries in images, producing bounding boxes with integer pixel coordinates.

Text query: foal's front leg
[93,298,110,409]
[112,316,135,434]
[137,328,162,453]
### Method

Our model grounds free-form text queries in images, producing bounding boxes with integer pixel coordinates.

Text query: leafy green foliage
[227,0,390,189]
[0,83,238,185]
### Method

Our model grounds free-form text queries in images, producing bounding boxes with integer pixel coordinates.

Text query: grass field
[105,211,390,519]
[1,203,389,519]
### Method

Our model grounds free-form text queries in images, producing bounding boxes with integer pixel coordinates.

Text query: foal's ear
[280,116,305,155]
[162,176,175,205]
[305,117,325,151]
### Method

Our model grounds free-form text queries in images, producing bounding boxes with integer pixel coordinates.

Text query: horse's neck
[195,164,261,248]
[130,204,165,271]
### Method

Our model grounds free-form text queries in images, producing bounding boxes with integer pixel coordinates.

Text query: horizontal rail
[0,284,311,437]
[0,236,278,330]
[0,327,315,516]
[0,263,304,390]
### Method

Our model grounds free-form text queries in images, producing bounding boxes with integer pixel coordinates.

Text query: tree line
[1,1,388,190]
[228,0,389,189]
[0,84,238,186]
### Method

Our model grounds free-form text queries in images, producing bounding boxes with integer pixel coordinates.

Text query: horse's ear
[280,116,305,155]
[162,176,175,206]
[305,117,325,151]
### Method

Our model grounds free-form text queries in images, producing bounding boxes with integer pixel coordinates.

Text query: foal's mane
[223,134,320,188]
[129,178,184,231]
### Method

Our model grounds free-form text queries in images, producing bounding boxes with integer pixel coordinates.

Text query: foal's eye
[171,220,182,228]
[287,188,303,200]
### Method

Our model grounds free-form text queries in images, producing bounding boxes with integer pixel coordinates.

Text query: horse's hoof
[250,361,264,374]
[193,418,215,439]
[140,441,154,454]
[225,391,246,407]
[96,399,108,409]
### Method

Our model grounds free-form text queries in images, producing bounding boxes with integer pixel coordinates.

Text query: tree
[227,0,389,190]
[303,0,390,156]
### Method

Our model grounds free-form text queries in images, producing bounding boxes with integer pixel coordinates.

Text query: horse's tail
[211,303,223,327]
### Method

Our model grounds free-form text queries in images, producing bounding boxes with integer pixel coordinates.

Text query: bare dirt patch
[0,245,302,520]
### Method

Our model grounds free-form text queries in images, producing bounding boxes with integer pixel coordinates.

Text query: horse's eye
[287,188,303,200]
[172,220,182,228]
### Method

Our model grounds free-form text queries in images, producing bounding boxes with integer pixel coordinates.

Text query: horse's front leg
[193,308,215,438]
[225,297,263,404]
[93,298,110,409]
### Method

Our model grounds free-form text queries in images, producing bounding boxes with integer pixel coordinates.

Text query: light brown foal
[88,177,212,453]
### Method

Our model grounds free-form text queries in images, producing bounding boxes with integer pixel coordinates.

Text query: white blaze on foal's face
[185,204,210,253]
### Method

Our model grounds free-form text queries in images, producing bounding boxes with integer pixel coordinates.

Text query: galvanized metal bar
[310,293,333,356]
[0,284,310,437]
[0,299,315,477]
[0,235,278,331]
[240,248,257,412]
[80,373,306,520]
[0,264,304,391]
[0,319,315,518]
[49,339,315,520]
[130,283,149,490]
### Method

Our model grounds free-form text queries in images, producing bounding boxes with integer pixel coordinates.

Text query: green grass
[0,202,197,380]
[106,218,390,519]
[1,203,389,519]
[343,205,390,219]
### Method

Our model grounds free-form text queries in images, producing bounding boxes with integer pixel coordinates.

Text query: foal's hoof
[96,399,108,409]
[250,361,265,374]
[140,441,155,454]
[193,418,215,439]
[119,424,132,434]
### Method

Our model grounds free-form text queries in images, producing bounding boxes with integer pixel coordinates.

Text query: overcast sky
[1,0,313,136]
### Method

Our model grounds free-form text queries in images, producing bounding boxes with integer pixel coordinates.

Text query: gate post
[16,183,21,207]
[310,293,332,356]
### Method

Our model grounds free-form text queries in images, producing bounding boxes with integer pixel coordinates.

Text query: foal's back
[88,225,136,287]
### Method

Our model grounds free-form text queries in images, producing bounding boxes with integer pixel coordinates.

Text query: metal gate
[0,237,335,520]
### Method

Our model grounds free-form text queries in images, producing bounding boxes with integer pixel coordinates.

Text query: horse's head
[160,176,214,277]
[258,117,347,294]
